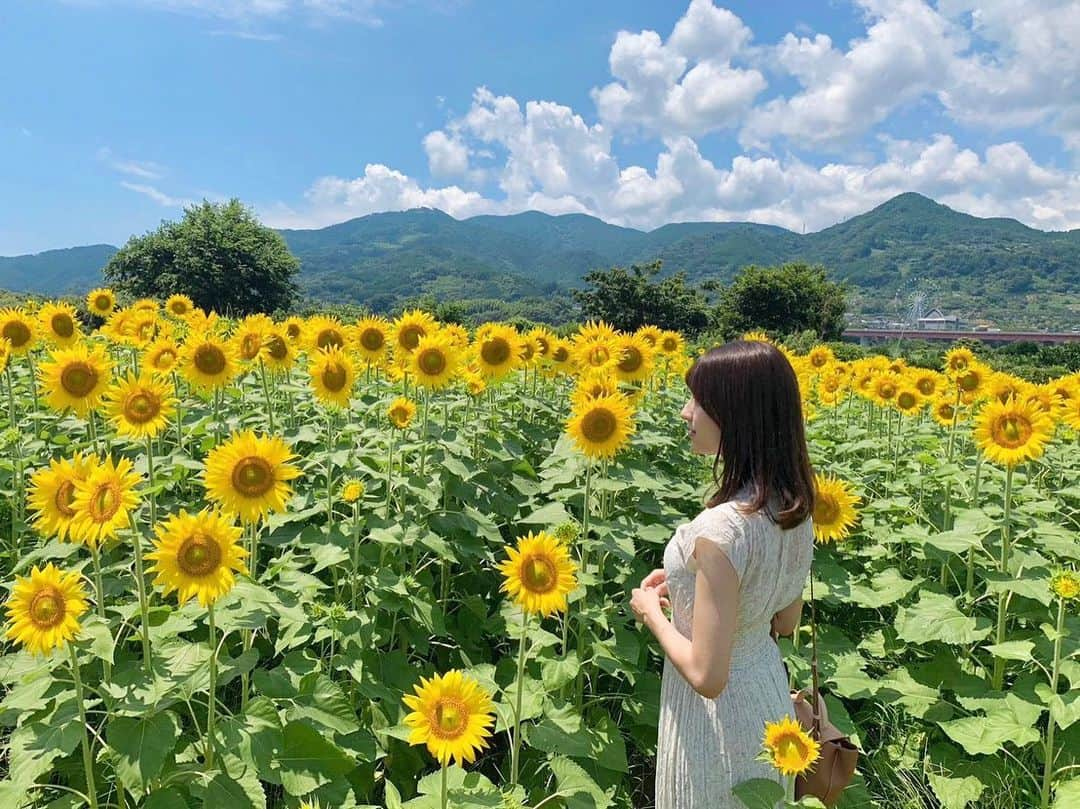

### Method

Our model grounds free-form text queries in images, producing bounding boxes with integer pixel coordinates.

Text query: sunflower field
[0,293,1078,809]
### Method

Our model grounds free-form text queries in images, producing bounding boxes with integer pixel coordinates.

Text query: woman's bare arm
[771,597,802,637]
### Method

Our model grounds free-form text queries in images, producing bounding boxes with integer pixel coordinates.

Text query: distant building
[917,308,962,330]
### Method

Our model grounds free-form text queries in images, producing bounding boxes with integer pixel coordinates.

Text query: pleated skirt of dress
[654,641,792,809]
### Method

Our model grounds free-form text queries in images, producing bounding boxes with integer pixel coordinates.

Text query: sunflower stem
[206,605,218,772]
[325,409,335,532]
[351,502,361,611]
[257,360,274,436]
[90,547,112,681]
[574,461,593,708]
[145,436,157,528]
[384,432,395,520]
[69,644,99,809]
[965,457,983,600]
[419,389,431,480]
[510,610,530,790]
[171,370,184,455]
[127,514,153,673]
[991,465,1015,690]
[1041,595,1066,808]
[441,761,448,809]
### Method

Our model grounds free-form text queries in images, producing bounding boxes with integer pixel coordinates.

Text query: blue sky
[2,0,1077,255]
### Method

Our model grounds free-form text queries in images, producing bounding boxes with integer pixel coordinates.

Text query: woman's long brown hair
[684,340,815,529]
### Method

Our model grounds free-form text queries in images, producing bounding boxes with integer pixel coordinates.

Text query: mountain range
[2,193,1077,329]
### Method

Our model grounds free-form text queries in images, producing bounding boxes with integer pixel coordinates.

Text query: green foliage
[571,260,711,335]
[103,199,299,316]
[714,262,848,340]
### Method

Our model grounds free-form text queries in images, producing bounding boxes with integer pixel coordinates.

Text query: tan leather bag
[777,563,859,807]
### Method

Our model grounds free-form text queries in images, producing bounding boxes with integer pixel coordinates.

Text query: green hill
[1,194,1076,328]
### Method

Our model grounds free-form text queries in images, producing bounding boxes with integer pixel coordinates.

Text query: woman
[629,340,815,808]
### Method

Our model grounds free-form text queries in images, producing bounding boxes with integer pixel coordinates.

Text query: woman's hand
[630,587,663,625]
[639,568,671,610]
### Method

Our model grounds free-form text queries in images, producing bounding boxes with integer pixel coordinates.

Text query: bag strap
[809,558,821,738]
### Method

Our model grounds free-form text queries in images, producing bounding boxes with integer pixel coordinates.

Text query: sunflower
[305,315,350,353]
[931,395,962,428]
[526,326,557,360]
[86,288,117,318]
[103,373,176,439]
[410,333,459,390]
[518,334,541,366]
[571,334,619,375]
[132,298,159,314]
[894,386,924,416]
[203,430,301,524]
[0,338,9,374]
[143,339,181,374]
[185,308,221,335]
[812,474,859,543]
[943,346,976,376]
[27,453,95,541]
[387,396,417,430]
[472,323,523,379]
[1025,385,1065,420]
[38,302,81,346]
[806,345,835,370]
[392,309,438,355]
[340,478,365,504]
[612,334,655,384]
[261,328,298,372]
[232,314,273,363]
[463,372,486,398]
[988,374,1031,406]
[973,396,1054,467]
[146,508,248,607]
[498,531,578,617]
[354,316,390,362]
[571,371,619,409]
[38,342,112,416]
[1062,388,1080,432]
[0,308,37,355]
[69,455,143,548]
[762,715,821,778]
[4,563,89,656]
[309,346,356,408]
[741,330,775,345]
[180,332,239,391]
[401,669,496,767]
[635,324,664,349]
[566,393,635,459]
[1050,570,1080,601]
[912,370,941,398]
[165,294,194,318]
[283,316,306,345]
[657,330,685,356]
[871,373,901,407]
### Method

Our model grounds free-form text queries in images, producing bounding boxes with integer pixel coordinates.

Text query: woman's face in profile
[680,395,721,455]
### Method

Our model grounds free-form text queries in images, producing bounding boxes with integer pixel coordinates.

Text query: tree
[103,199,300,316]
[714,262,848,340]
[571,260,711,335]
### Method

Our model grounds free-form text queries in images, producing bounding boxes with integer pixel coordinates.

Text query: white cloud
[268,0,1080,234]
[97,147,165,180]
[591,0,765,136]
[120,182,196,208]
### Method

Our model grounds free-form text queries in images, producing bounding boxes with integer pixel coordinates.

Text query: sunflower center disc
[267,336,288,360]
[55,480,77,518]
[3,321,31,347]
[662,338,677,352]
[322,363,348,392]
[52,314,75,338]
[418,350,446,376]
[400,327,423,351]
[918,380,934,395]
[287,324,301,339]
[815,495,839,526]
[318,330,344,350]
[588,347,609,366]
[777,734,808,763]
[361,329,384,351]
[155,349,177,369]
[233,456,274,497]
[124,392,159,424]
[433,698,466,737]
[170,302,187,315]
[898,393,916,410]
[178,532,222,577]
[194,345,226,375]
[880,384,895,399]
[581,408,616,443]
[30,588,65,628]
[553,347,569,363]
[522,556,557,593]
[89,482,121,522]
[241,334,261,360]
[61,362,98,397]
[997,416,1030,447]
[618,348,642,373]
[481,339,510,366]
[94,295,112,311]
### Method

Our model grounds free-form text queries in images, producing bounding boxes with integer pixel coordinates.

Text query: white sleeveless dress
[655,493,814,809]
